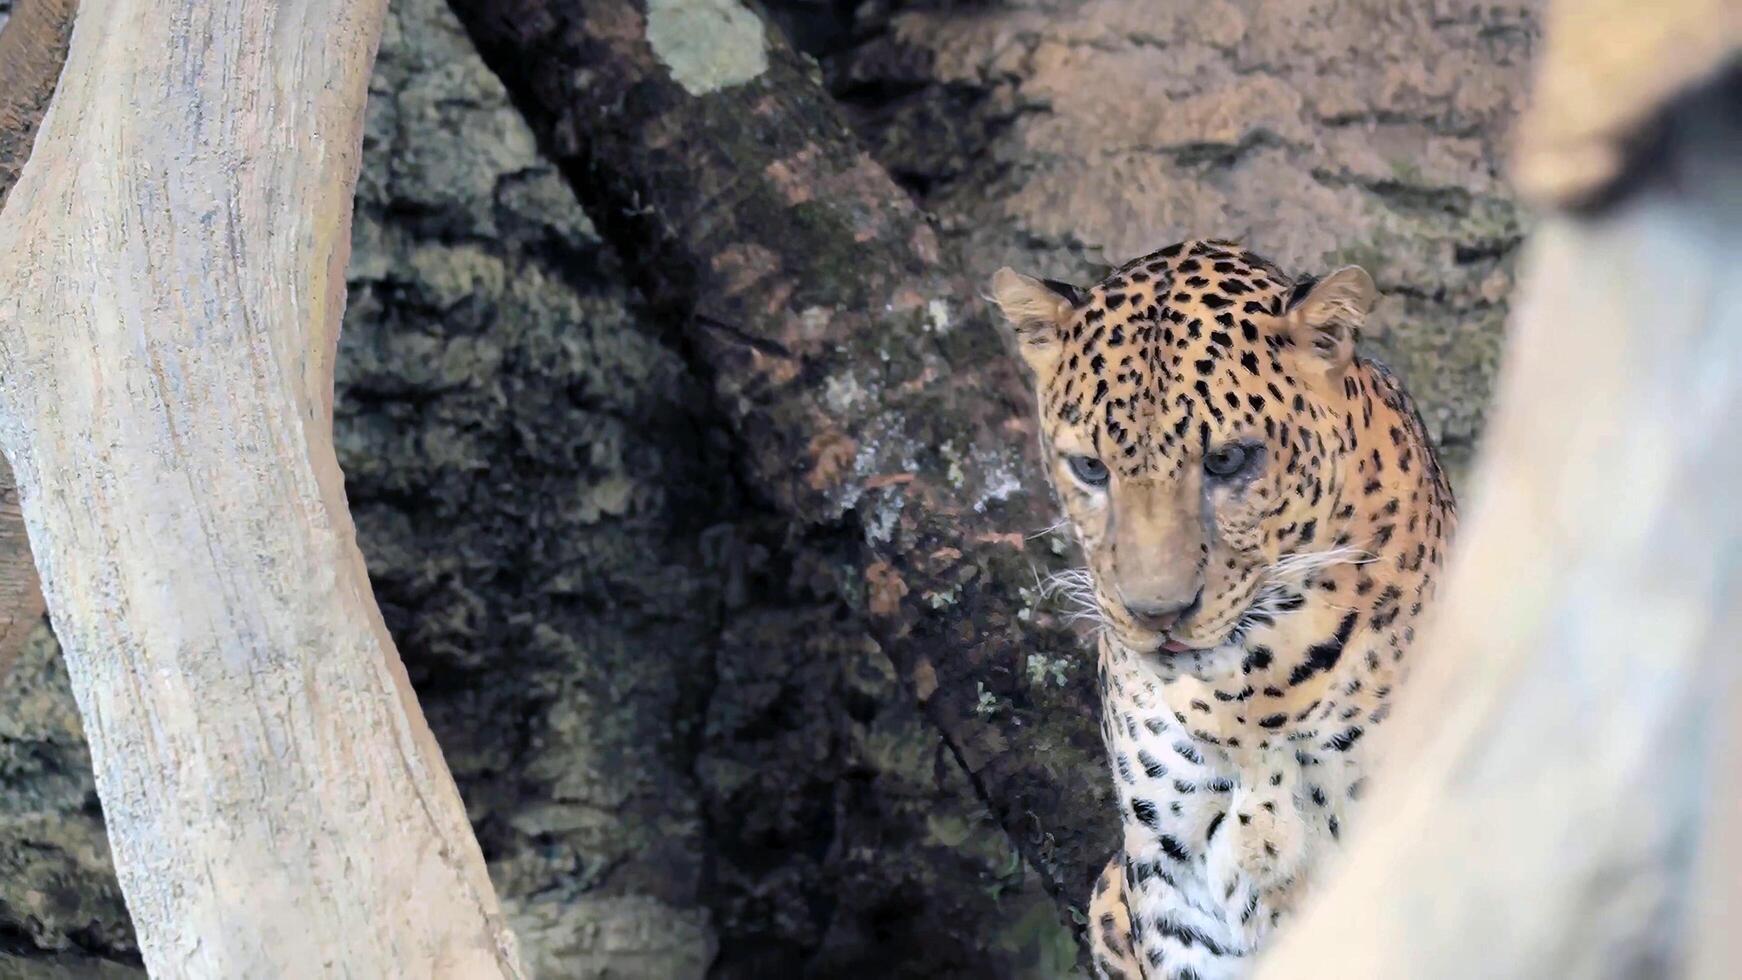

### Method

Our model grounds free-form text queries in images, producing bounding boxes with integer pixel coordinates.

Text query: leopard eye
[1066,455,1110,488]
[1204,443,1252,478]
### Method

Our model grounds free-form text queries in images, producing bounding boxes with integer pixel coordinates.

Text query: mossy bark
[450,0,1118,967]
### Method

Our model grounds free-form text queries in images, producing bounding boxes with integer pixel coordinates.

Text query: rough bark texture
[820,0,1538,482]
[453,2,1137,975]
[0,0,519,974]
[1256,65,1741,980]
[0,0,1543,975]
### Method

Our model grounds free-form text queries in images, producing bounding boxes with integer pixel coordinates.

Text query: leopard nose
[1123,588,1202,630]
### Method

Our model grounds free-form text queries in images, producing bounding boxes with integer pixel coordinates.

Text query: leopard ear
[1287,266,1375,373]
[990,267,1079,375]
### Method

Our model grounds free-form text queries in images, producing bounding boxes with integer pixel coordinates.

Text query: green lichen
[1025,653,1072,690]
[644,0,769,96]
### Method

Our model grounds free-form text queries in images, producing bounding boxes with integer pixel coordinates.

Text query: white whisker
[1229,546,1375,641]
[1026,517,1071,540]
[1268,546,1373,583]
[1037,566,1109,630]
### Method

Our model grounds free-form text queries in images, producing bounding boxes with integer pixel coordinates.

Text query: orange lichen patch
[765,145,822,205]
[806,430,858,491]
[864,472,916,489]
[892,366,941,395]
[889,287,928,312]
[909,224,942,266]
[711,242,782,297]
[911,657,939,702]
[971,531,1025,550]
[866,561,910,618]
[757,353,802,386]
[929,547,963,563]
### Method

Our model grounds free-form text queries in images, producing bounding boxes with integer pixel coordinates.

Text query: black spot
[1205,811,1226,842]
[1158,834,1192,862]
[1132,797,1160,828]
[1287,611,1359,686]
[1241,647,1273,673]
[1200,293,1233,310]
[1137,750,1168,779]
[1258,714,1287,729]
[1327,727,1365,752]
[1153,917,1229,957]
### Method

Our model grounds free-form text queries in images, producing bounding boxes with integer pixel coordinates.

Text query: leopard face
[993,240,1380,679]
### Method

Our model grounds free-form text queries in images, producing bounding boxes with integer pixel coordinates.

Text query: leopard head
[993,240,1378,674]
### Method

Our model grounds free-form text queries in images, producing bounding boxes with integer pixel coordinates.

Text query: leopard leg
[1089,851,1144,980]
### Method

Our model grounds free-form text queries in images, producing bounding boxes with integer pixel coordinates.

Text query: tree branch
[448,0,1117,917]
[0,0,521,972]
[1255,58,1742,980]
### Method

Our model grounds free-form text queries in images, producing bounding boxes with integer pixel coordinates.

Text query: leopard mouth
[1145,580,1270,654]
[1118,616,1239,656]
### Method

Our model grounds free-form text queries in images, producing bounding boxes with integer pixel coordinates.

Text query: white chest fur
[1101,651,1366,978]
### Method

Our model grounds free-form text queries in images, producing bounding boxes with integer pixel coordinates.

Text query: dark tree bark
[450,0,1115,946]
[0,0,74,680]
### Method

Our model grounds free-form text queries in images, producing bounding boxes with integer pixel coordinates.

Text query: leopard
[990,239,1456,979]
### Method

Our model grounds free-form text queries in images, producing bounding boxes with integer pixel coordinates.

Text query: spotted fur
[992,240,1456,978]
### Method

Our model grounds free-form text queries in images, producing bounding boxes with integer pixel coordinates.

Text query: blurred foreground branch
[1256,5,1741,974]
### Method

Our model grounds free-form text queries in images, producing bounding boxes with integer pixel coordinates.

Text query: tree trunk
[0,0,75,679]
[1253,18,1741,980]
[450,0,1117,922]
[0,0,521,974]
